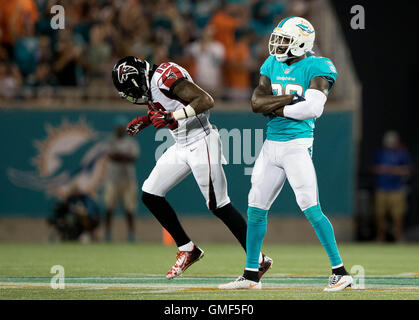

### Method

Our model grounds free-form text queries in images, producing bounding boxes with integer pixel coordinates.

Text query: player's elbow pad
[283,89,326,120]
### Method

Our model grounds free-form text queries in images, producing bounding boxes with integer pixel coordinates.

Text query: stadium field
[0,243,418,300]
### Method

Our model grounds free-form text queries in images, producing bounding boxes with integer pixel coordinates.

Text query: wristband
[172,105,196,121]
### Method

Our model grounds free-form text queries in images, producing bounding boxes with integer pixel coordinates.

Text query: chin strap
[119,92,149,105]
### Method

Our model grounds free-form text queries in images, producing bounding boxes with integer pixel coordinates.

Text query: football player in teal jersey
[219,17,353,291]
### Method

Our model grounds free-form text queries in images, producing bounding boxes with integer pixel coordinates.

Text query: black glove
[288,93,306,105]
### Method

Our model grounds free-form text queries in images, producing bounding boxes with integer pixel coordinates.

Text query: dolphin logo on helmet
[269,17,315,62]
[296,23,315,36]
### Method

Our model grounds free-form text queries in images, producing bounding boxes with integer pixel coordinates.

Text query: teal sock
[245,206,268,270]
[304,204,343,267]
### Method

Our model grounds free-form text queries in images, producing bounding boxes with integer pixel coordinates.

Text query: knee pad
[247,206,268,224]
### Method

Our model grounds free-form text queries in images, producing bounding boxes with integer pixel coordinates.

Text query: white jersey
[150,62,211,146]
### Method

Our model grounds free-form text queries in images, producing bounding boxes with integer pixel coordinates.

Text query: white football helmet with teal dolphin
[269,16,315,62]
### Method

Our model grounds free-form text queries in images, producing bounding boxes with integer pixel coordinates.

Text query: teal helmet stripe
[278,16,295,28]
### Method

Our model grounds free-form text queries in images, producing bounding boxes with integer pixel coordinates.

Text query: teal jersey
[260,54,338,141]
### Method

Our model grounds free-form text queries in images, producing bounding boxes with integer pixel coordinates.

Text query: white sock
[258,253,263,264]
[245,267,259,272]
[178,241,194,252]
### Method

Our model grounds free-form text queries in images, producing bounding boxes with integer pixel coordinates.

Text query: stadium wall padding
[0,109,354,218]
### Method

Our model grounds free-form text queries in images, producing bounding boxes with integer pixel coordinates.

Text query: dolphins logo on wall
[7,117,109,199]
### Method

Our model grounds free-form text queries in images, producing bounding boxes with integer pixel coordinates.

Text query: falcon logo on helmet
[117,62,139,84]
[269,16,315,62]
[112,56,152,105]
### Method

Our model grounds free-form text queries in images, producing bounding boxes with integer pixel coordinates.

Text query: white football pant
[142,128,230,209]
[248,138,319,211]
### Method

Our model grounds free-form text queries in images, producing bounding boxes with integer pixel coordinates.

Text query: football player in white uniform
[112,56,272,279]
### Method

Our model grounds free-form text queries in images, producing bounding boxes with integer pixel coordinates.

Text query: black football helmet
[112,56,152,105]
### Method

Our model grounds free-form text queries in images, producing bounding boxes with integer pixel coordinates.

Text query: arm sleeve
[283,89,327,120]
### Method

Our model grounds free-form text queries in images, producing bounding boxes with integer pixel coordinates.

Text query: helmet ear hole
[299,43,305,48]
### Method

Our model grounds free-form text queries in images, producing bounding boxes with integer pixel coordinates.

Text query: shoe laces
[173,251,187,268]
[329,274,341,285]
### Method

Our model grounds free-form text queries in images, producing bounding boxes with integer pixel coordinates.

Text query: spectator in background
[34,0,58,39]
[73,0,94,46]
[53,30,83,86]
[210,2,238,64]
[25,61,58,102]
[0,0,38,56]
[104,121,140,243]
[13,13,39,78]
[188,0,220,31]
[0,0,294,103]
[0,60,22,99]
[250,0,286,37]
[85,23,112,81]
[186,25,225,97]
[210,2,252,100]
[150,0,187,61]
[37,35,53,64]
[373,130,411,242]
[224,27,253,101]
[48,184,101,243]
[118,0,144,36]
[151,42,171,65]
[209,3,236,98]
[26,61,57,87]
[97,5,119,58]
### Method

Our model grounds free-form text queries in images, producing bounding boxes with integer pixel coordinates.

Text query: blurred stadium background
[0,0,418,247]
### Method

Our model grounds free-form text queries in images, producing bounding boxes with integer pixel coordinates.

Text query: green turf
[0,243,418,300]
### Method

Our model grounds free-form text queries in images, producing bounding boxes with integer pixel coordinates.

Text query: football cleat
[323,274,353,292]
[166,245,204,279]
[218,276,262,290]
[259,253,273,280]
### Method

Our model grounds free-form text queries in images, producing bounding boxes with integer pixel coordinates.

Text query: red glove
[149,110,178,130]
[167,119,179,130]
[147,102,157,111]
[125,114,151,136]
